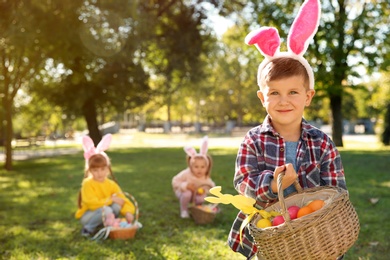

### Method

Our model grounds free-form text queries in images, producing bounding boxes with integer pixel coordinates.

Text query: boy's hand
[283,163,298,187]
[271,164,298,193]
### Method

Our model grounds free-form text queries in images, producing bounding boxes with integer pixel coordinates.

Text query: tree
[0,0,151,169]
[139,1,213,132]
[31,1,150,145]
[235,0,390,146]
[214,25,266,126]
[0,0,62,170]
[382,103,390,145]
[314,0,389,145]
[378,5,390,145]
[130,0,249,132]
[368,73,390,145]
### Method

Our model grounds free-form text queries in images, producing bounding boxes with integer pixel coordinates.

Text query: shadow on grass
[339,149,390,260]
[0,148,242,259]
[0,147,389,259]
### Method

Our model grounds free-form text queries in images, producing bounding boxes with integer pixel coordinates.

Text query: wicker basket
[188,185,219,225]
[108,225,137,240]
[248,173,360,260]
[108,192,140,240]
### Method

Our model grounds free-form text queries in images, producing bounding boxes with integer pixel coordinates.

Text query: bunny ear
[288,0,321,55]
[183,146,197,157]
[82,135,95,152]
[82,135,96,160]
[96,134,112,153]
[200,136,208,155]
[245,27,281,58]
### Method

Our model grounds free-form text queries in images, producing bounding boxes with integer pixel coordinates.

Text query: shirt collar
[259,115,278,136]
[259,115,319,140]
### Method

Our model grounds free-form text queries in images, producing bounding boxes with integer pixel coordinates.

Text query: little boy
[227,1,347,259]
[227,57,347,259]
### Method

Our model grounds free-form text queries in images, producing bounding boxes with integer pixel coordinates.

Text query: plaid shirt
[228,116,347,259]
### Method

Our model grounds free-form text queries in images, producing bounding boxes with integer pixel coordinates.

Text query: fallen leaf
[369,198,379,205]
[369,241,379,247]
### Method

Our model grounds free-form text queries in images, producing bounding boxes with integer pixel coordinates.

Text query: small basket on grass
[188,185,219,225]
[248,173,360,260]
[107,192,141,240]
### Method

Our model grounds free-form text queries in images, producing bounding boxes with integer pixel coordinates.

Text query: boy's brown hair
[259,57,310,90]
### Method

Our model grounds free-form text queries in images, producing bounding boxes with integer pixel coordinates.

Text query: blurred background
[1,0,390,170]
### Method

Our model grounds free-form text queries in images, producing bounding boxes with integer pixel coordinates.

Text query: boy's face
[257,75,315,131]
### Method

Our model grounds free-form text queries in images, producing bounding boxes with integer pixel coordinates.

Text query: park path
[0,134,379,162]
[0,135,243,162]
[0,147,81,162]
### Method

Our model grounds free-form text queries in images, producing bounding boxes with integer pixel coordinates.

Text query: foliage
[368,73,390,145]
[0,0,65,169]
[13,92,72,138]
[231,0,390,146]
[0,142,389,259]
[137,1,218,129]
[382,103,390,145]
[208,25,266,125]
[29,1,151,144]
[2,0,390,170]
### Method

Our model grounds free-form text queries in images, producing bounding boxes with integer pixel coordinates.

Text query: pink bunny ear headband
[183,136,209,166]
[245,0,321,90]
[82,134,112,167]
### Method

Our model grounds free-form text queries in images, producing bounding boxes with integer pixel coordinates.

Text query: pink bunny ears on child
[82,134,112,166]
[245,0,321,90]
[183,136,209,165]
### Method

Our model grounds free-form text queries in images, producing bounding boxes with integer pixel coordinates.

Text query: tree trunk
[382,102,390,145]
[330,94,344,147]
[3,98,13,170]
[82,98,101,146]
[165,96,172,133]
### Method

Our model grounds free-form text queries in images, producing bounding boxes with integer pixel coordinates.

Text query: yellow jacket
[75,177,135,219]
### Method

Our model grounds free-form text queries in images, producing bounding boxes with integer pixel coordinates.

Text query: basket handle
[101,192,139,225]
[124,192,139,224]
[277,172,302,230]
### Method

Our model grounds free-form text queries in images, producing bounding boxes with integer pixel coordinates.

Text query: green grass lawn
[0,140,389,259]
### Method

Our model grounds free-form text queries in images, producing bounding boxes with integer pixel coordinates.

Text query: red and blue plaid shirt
[228,116,347,259]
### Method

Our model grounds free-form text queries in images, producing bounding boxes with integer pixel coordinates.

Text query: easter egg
[297,206,314,218]
[197,188,204,194]
[272,215,285,226]
[287,205,300,220]
[307,199,325,212]
[256,218,272,228]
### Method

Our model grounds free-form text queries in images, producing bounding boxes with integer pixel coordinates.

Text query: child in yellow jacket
[75,134,135,236]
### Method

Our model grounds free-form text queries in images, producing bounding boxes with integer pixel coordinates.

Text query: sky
[201,2,234,37]
[208,14,233,36]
